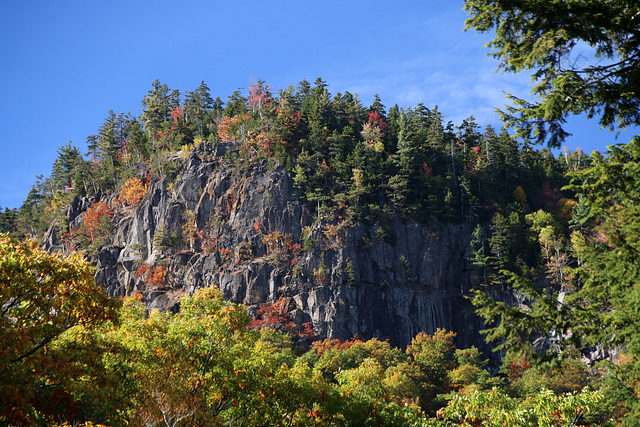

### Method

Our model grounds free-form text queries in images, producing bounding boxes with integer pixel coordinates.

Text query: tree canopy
[464,0,640,147]
[0,234,117,424]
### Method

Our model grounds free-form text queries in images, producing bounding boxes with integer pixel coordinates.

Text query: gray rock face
[65,144,494,356]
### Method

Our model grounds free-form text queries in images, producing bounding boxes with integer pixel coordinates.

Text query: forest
[3,0,640,425]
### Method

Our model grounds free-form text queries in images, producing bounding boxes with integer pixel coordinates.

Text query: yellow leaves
[0,235,116,338]
[0,235,118,425]
[56,422,109,427]
[181,209,198,251]
[555,197,578,223]
[336,358,385,400]
[352,168,365,189]
[512,185,529,210]
[97,288,253,425]
[262,230,285,253]
[617,353,634,366]
[154,347,170,358]
[220,305,236,317]
[319,159,331,175]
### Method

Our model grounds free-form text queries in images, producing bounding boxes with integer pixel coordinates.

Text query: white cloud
[328,46,532,130]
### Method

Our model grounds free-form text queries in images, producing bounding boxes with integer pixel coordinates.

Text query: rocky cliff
[53,142,497,356]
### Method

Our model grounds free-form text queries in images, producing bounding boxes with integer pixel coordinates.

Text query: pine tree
[566,138,640,353]
[469,224,489,286]
[0,207,18,236]
[224,90,247,118]
[124,117,149,162]
[184,81,214,137]
[369,94,386,117]
[464,0,640,146]
[87,111,128,189]
[51,142,84,193]
[141,80,173,148]
[567,195,591,232]
[489,213,512,274]
[16,187,44,237]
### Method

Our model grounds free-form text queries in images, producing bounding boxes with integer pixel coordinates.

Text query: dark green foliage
[471,271,577,361]
[565,139,640,353]
[184,81,214,137]
[464,0,640,147]
[568,194,591,232]
[86,110,137,191]
[141,79,173,139]
[224,89,247,117]
[152,225,180,251]
[468,224,489,286]
[15,79,578,347]
[0,207,19,236]
[51,142,84,193]
[374,222,396,246]
[9,1,640,420]
[345,258,357,285]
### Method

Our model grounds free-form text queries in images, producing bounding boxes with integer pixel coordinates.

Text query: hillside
[15,79,580,353]
[6,76,640,425]
[5,0,640,422]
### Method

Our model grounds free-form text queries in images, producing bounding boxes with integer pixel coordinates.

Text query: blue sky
[1,1,637,209]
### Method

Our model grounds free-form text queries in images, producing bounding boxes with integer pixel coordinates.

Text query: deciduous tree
[0,235,117,425]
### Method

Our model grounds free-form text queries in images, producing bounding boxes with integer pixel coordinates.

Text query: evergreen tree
[489,212,512,274]
[469,224,489,286]
[51,142,84,193]
[141,80,173,148]
[184,81,214,137]
[566,139,640,354]
[301,78,333,148]
[332,91,366,132]
[394,110,419,174]
[295,79,311,105]
[124,116,149,162]
[224,89,247,118]
[481,125,497,168]
[391,110,421,216]
[0,207,18,236]
[464,0,640,146]
[386,174,410,216]
[457,116,482,148]
[16,187,44,238]
[87,111,129,189]
[567,195,591,232]
[495,130,520,181]
[369,94,386,117]
[423,107,448,168]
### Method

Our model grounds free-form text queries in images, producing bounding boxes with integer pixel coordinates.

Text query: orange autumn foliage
[311,336,365,356]
[217,114,249,142]
[83,201,114,243]
[249,297,315,339]
[118,177,147,207]
[135,263,168,290]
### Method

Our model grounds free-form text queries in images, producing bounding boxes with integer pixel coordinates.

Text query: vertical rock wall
[65,146,495,355]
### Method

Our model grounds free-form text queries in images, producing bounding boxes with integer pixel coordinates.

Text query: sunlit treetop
[0,234,117,367]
